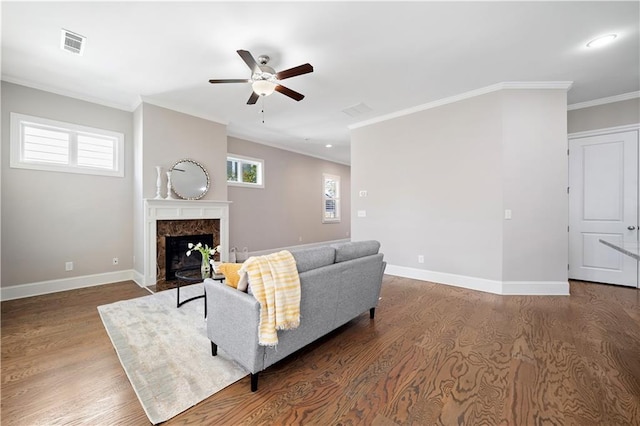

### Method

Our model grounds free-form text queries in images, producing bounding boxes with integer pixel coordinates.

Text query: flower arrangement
[186,242,221,265]
[187,242,221,278]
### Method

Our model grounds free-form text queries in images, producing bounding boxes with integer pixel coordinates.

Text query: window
[10,113,124,177]
[323,173,341,223]
[227,154,264,188]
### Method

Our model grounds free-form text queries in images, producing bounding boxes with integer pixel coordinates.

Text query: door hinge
[567,149,570,156]
[568,226,570,232]
[568,264,570,271]
[567,186,570,194]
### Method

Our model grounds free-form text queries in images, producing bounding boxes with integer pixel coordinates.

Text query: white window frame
[10,112,124,177]
[227,153,264,188]
[322,173,341,223]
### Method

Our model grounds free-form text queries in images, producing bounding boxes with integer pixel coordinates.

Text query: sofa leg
[211,342,217,356]
[370,307,375,319]
[250,373,258,392]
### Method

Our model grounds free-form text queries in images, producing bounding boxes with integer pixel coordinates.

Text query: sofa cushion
[290,246,336,273]
[332,240,381,263]
[219,263,243,289]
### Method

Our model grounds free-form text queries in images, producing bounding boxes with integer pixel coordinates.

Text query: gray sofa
[203,240,386,391]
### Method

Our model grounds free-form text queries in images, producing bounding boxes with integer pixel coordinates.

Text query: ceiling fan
[208,50,313,105]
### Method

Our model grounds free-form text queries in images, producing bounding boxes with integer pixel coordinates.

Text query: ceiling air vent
[342,102,373,117]
[60,29,86,55]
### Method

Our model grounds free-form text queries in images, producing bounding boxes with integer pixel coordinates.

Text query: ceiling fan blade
[247,91,260,105]
[275,63,314,80]
[237,49,261,75]
[275,84,305,101]
[208,79,251,84]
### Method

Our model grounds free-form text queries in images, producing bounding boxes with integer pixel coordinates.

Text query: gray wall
[138,103,228,201]
[351,92,504,280]
[501,90,568,281]
[132,102,229,276]
[1,82,350,289]
[1,82,133,286]
[132,106,144,273]
[568,97,640,133]
[351,87,568,289]
[228,136,350,252]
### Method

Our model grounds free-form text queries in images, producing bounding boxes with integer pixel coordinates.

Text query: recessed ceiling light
[586,34,617,48]
[325,144,333,148]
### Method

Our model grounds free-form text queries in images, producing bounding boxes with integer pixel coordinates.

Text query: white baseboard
[385,264,570,296]
[501,281,570,295]
[1,270,136,301]
[0,239,353,301]
[132,269,145,288]
[2,256,570,301]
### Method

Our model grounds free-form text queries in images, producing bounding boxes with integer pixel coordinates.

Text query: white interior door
[569,130,639,287]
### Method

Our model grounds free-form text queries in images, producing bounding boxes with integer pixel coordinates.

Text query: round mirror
[170,159,210,200]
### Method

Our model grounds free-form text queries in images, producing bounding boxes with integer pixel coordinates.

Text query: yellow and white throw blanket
[240,250,301,346]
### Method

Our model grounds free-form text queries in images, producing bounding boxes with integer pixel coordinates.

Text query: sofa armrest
[204,278,263,373]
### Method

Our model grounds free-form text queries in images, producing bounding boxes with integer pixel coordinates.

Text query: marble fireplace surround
[157,220,219,282]
[143,199,230,286]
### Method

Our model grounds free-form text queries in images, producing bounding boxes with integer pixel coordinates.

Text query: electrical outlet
[65,261,73,271]
[299,236,303,242]
[418,255,424,264]
[112,257,119,265]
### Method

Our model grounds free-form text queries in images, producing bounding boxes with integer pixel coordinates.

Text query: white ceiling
[2,1,639,165]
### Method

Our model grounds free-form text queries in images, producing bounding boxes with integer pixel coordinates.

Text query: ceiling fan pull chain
[261,97,266,124]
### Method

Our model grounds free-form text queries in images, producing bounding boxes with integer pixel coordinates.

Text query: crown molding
[139,97,229,126]
[349,81,573,130]
[567,91,640,111]
[227,131,350,166]
[1,76,136,111]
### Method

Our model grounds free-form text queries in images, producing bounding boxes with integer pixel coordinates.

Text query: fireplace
[156,218,220,282]
[165,234,214,280]
[143,199,230,288]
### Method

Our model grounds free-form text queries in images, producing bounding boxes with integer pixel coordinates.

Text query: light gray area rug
[98,284,247,425]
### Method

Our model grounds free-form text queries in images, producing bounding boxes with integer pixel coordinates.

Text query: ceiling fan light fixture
[252,80,276,96]
[209,50,312,103]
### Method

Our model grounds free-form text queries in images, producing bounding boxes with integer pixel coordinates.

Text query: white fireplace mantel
[143,199,231,286]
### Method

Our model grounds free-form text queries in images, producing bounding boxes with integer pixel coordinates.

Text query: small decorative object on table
[186,242,221,279]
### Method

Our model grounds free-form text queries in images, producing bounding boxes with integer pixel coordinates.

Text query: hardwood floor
[2,276,639,425]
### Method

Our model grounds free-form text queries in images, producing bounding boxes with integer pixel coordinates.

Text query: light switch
[504,209,512,220]
[359,190,368,197]
[357,210,367,217]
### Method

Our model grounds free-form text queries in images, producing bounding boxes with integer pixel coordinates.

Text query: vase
[201,255,211,279]
[154,166,163,199]
[166,171,176,200]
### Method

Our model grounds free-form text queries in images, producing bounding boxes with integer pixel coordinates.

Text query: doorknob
[628,225,637,230]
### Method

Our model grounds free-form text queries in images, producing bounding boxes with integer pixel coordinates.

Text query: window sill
[227,181,264,189]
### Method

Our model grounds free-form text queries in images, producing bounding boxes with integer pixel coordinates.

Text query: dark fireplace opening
[165,234,214,280]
